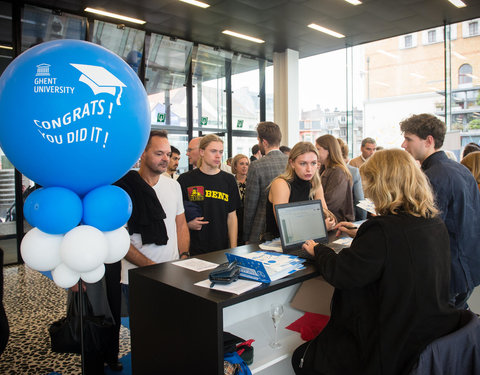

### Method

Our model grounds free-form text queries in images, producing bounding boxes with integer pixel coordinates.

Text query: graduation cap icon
[70,63,126,105]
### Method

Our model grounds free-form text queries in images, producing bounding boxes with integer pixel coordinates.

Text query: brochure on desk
[226,251,305,283]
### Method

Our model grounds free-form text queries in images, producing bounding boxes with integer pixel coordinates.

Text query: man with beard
[116,130,190,303]
[163,145,181,180]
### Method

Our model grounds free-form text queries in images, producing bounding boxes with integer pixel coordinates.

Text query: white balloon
[52,263,80,288]
[103,227,130,264]
[81,264,105,283]
[20,227,63,271]
[61,225,108,273]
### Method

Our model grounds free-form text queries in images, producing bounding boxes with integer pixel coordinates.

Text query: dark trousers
[84,261,122,374]
[104,261,122,362]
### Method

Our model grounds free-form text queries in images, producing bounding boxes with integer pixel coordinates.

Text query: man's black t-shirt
[178,168,240,255]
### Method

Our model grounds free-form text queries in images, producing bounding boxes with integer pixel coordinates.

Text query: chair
[409,310,480,374]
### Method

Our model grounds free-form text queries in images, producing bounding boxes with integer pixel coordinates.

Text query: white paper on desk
[195,279,262,295]
[172,258,218,272]
[357,198,376,215]
[258,238,282,252]
[332,237,353,246]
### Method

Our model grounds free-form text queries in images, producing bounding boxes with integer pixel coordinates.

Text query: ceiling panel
[11,0,480,60]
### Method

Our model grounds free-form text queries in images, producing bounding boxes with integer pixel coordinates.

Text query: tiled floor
[0,265,130,375]
[1,264,479,374]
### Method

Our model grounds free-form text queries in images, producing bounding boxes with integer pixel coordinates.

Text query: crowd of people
[72,115,480,374]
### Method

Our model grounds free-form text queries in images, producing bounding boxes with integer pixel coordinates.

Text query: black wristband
[180,252,190,258]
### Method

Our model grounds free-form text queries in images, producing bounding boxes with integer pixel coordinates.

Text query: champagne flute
[269,303,284,349]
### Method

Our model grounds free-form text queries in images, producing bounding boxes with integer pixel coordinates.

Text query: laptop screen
[274,200,328,251]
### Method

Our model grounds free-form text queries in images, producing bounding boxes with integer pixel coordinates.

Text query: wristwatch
[180,252,190,258]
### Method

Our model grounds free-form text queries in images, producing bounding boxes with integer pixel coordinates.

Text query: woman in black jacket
[294,149,462,375]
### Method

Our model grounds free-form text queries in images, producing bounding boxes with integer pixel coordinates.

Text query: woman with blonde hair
[232,153,249,244]
[461,151,480,191]
[315,134,354,222]
[263,142,336,240]
[295,149,461,375]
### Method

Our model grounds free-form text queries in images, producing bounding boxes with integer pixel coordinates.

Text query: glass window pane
[231,55,260,131]
[299,49,348,148]
[0,1,16,264]
[92,20,145,75]
[21,5,86,51]
[232,136,258,159]
[266,63,274,121]
[361,27,447,150]
[146,34,192,128]
[451,20,480,136]
[192,45,229,131]
[0,1,12,75]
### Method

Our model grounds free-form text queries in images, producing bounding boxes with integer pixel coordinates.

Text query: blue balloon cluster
[23,185,132,235]
[0,39,147,250]
[0,40,149,196]
[24,187,82,234]
[83,185,132,231]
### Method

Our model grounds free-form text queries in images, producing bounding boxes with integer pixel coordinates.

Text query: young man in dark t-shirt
[178,134,240,255]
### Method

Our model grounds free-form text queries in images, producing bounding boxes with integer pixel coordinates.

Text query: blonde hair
[197,134,223,168]
[231,154,249,175]
[461,151,480,186]
[360,149,438,218]
[274,142,321,199]
[316,134,352,182]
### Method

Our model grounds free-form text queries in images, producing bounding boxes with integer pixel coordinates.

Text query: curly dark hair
[399,114,446,149]
[462,142,480,159]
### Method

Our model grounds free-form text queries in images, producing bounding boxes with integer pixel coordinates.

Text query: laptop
[274,200,348,260]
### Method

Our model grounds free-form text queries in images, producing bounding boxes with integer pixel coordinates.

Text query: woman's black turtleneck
[264,174,311,240]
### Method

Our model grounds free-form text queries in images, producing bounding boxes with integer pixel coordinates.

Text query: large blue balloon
[0,40,149,196]
[82,185,132,231]
[24,187,82,234]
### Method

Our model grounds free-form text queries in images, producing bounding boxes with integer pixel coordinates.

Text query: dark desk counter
[129,244,319,375]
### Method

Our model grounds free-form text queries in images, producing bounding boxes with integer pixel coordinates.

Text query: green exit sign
[236,119,244,128]
[157,113,166,123]
[200,116,208,126]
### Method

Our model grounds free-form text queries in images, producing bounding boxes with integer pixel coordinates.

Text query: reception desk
[129,244,322,375]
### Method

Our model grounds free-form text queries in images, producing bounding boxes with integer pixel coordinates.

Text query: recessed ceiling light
[179,0,210,8]
[0,45,13,50]
[84,7,146,25]
[344,0,362,5]
[448,0,466,8]
[222,30,265,44]
[308,23,345,38]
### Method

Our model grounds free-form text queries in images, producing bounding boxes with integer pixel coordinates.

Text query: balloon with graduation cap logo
[0,39,149,196]
[0,40,149,287]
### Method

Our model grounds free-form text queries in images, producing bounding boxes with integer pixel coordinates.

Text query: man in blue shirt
[401,113,480,309]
